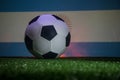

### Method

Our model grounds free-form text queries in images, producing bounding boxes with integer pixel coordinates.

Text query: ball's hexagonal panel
[29,16,40,25]
[26,22,42,40]
[33,37,51,55]
[24,35,33,52]
[53,21,69,37]
[41,25,57,41]
[66,32,71,47]
[38,14,56,25]
[51,34,66,54]
[52,15,64,22]
[42,51,58,59]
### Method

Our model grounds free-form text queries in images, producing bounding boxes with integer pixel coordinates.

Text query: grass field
[0,58,120,80]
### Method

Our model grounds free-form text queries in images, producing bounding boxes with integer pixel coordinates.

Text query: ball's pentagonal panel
[33,37,50,55]
[41,25,57,41]
[51,35,66,54]
[24,35,33,51]
[42,52,58,59]
[66,32,71,47]
[29,16,40,25]
[52,15,64,22]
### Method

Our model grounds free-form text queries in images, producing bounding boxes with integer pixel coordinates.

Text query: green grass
[0,58,120,80]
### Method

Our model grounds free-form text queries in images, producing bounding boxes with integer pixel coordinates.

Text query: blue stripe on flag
[0,42,32,57]
[0,42,120,57]
[0,0,120,12]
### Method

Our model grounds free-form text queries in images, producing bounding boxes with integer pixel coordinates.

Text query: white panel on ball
[54,20,69,37]
[33,37,50,55]
[26,22,42,40]
[38,14,57,25]
[51,34,66,54]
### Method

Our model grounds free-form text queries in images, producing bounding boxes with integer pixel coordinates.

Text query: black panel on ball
[42,52,58,59]
[25,35,33,51]
[41,25,57,41]
[29,16,40,25]
[52,15,64,22]
[66,32,71,47]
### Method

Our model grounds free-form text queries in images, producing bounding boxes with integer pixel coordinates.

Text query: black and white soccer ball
[25,14,71,59]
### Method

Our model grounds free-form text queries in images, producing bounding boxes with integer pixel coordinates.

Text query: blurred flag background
[0,0,120,57]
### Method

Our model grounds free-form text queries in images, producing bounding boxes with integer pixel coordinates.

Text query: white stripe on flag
[0,10,120,42]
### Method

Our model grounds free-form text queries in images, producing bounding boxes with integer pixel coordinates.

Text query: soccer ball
[25,14,71,58]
